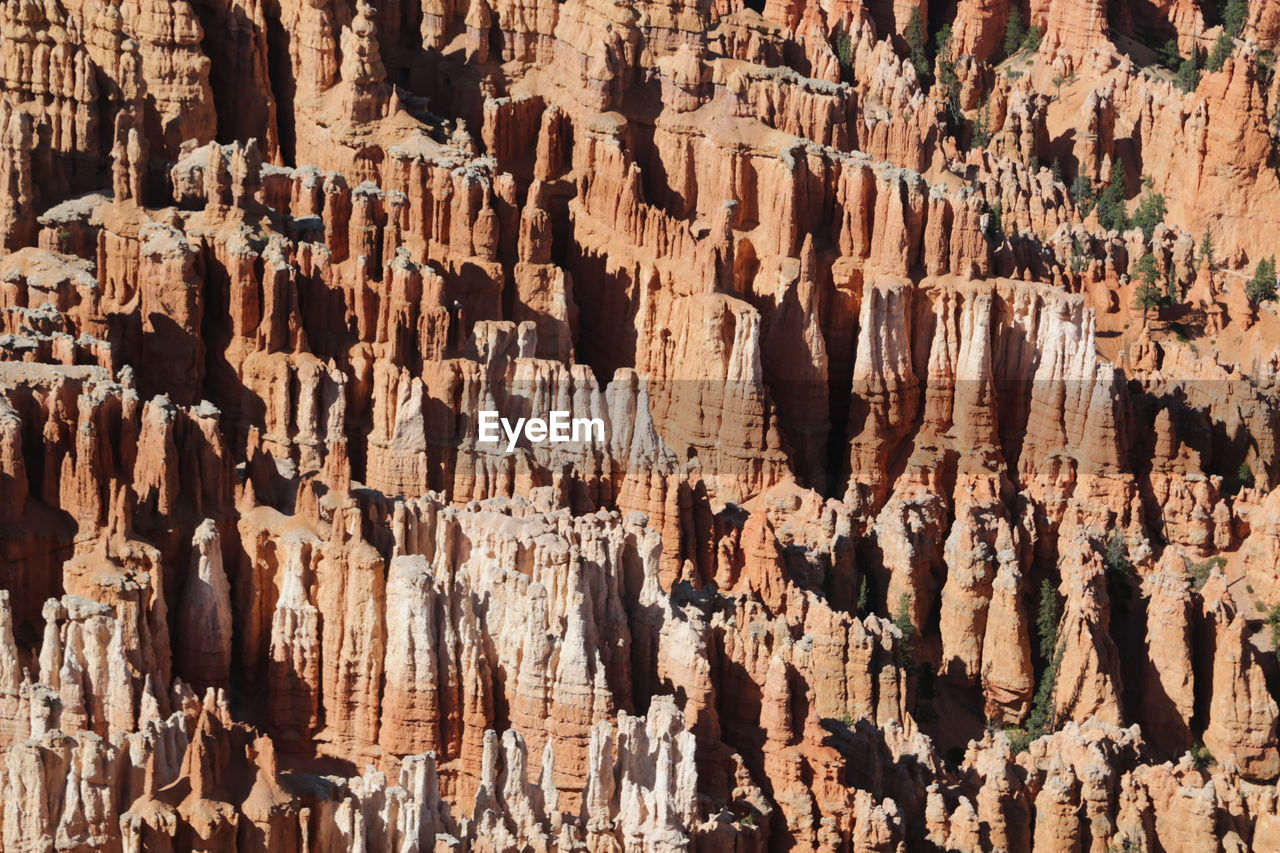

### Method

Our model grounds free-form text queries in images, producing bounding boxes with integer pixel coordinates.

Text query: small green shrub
[1190,741,1214,770]
[1186,555,1225,591]
[1103,530,1136,580]
[1266,603,1280,650]
[1005,726,1037,754]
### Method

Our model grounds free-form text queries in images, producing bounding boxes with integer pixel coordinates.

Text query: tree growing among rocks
[1097,158,1129,232]
[1248,256,1277,304]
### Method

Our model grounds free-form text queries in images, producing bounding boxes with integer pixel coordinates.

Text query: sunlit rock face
[0,0,1275,850]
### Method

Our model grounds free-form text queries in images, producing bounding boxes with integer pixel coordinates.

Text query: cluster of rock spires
[1,0,1280,850]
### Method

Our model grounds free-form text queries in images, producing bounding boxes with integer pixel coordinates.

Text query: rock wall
[0,0,1276,851]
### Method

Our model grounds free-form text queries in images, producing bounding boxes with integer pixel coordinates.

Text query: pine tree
[1134,257,1166,311]
[1004,7,1028,58]
[1175,54,1200,92]
[1096,158,1128,232]
[892,593,917,665]
[1223,0,1247,38]
[1200,228,1215,268]
[1070,173,1096,213]
[834,27,853,71]
[1247,256,1277,304]
[1261,50,1278,92]
[983,200,1004,241]
[1024,580,1063,737]
[970,102,992,149]
[1069,238,1087,274]
[905,8,929,82]
[1239,460,1256,490]
[1131,192,1167,240]
[1267,603,1280,651]
[1165,266,1182,305]
[1022,24,1044,52]
[1103,530,1135,579]
[1035,579,1060,661]
[1134,252,1159,285]
[936,24,961,123]
[1207,32,1234,71]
